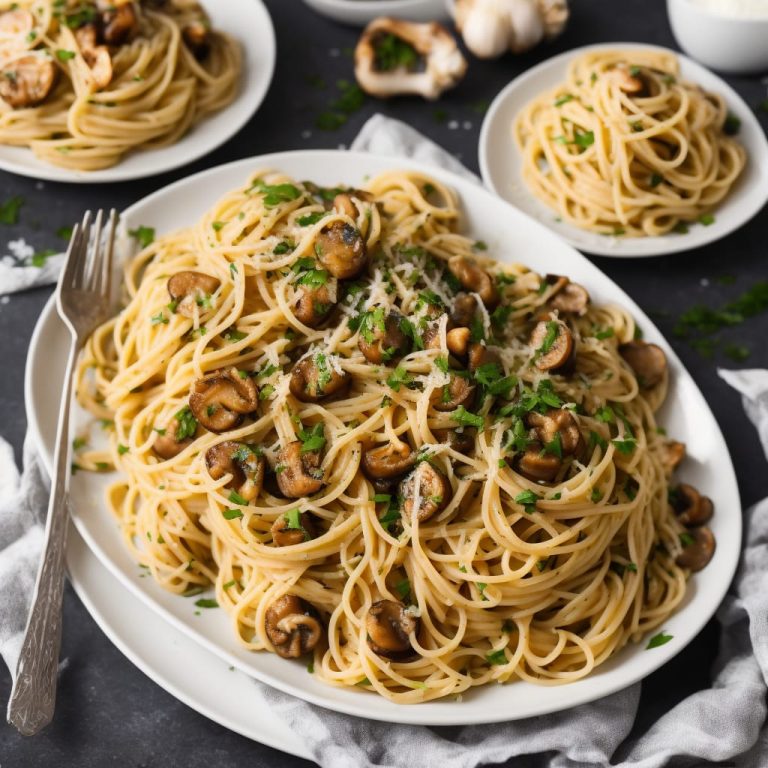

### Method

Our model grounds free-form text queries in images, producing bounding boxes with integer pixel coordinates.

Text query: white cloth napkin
[2,116,768,768]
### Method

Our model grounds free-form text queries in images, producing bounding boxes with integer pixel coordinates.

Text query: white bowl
[667,0,768,74]
[302,0,448,26]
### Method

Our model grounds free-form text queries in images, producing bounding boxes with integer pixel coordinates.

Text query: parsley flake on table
[0,196,24,225]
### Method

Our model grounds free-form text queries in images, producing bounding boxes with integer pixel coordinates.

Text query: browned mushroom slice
[366,599,419,659]
[671,483,714,527]
[432,427,475,454]
[675,526,715,572]
[609,65,647,95]
[315,221,367,279]
[515,446,561,482]
[619,340,667,389]
[400,462,451,522]
[271,510,316,547]
[167,271,221,318]
[153,413,196,459]
[289,356,349,403]
[358,309,410,364]
[530,319,574,373]
[99,0,139,45]
[526,408,584,458]
[431,374,475,412]
[294,277,338,328]
[362,442,415,480]
[467,342,501,373]
[182,21,211,60]
[205,441,265,502]
[446,327,470,357]
[332,191,372,220]
[0,55,57,109]
[265,595,324,659]
[276,441,325,498]
[189,367,259,433]
[422,325,441,350]
[660,440,686,476]
[75,25,113,89]
[548,277,590,316]
[447,257,499,309]
[451,292,478,327]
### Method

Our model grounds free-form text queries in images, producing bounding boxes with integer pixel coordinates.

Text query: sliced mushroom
[362,442,415,480]
[530,319,574,373]
[660,440,686,476]
[189,366,259,433]
[431,374,475,412]
[366,599,419,659]
[98,0,140,45]
[75,26,113,89]
[276,441,325,498]
[515,447,561,482]
[153,414,196,459]
[672,483,714,527]
[451,293,478,327]
[358,309,410,364]
[271,511,316,547]
[265,595,323,659]
[675,526,715,572]
[314,221,367,280]
[205,441,265,502]
[400,462,452,522]
[182,21,211,60]
[432,427,475,454]
[447,257,499,309]
[294,277,338,328]
[467,342,501,372]
[546,274,590,315]
[446,327,470,357]
[354,18,466,101]
[608,65,646,95]
[0,55,57,109]
[422,324,441,350]
[167,271,221,318]
[526,409,584,457]
[619,341,667,389]
[289,356,350,403]
[332,191,372,220]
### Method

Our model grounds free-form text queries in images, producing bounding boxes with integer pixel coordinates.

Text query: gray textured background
[1,0,767,765]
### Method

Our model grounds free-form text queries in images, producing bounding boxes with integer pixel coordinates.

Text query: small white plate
[479,42,768,258]
[302,0,447,26]
[25,302,310,759]
[29,150,740,726]
[0,1,275,184]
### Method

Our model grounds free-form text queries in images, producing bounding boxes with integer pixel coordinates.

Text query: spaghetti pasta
[77,169,706,703]
[513,48,746,237]
[0,0,241,171]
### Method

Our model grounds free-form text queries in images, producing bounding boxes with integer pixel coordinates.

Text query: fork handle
[7,337,78,736]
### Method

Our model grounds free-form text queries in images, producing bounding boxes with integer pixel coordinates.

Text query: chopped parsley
[56,49,76,61]
[297,211,327,227]
[223,508,243,520]
[194,598,219,609]
[250,180,302,207]
[646,631,673,649]
[451,406,484,428]
[173,406,197,440]
[386,365,413,392]
[228,489,249,506]
[514,489,540,514]
[374,33,419,72]
[612,438,637,455]
[486,649,508,666]
[129,225,155,248]
[298,423,326,454]
[394,578,411,602]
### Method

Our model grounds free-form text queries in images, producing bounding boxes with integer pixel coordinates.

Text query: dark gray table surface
[1,1,767,765]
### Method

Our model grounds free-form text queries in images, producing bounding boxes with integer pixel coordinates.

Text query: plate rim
[478,41,768,258]
[0,0,276,184]
[27,148,742,726]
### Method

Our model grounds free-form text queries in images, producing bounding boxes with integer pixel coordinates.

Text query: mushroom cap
[289,356,350,403]
[276,441,325,499]
[660,440,686,476]
[271,511,316,547]
[530,319,575,373]
[205,441,265,502]
[0,54,57,109]
[182,21,211,60]
[294,277,338,329]
[447,256,499,309]
[432,427,476,455]
[189,366,259,433]
[526,408,584,457]
[515,446,561,482]
[547,275,590,315]
[400,462,452,522]
[100,1,140,46]
[167,271,221,318]
[354,18,466,101]
[315,221,367,280]
[358,309,410,364]
[675,525,715,572]
[366,599,419,658]
[446,327,471,357]
[431,373,475,412]
[672,483,714,527]
[153,414,195,459]
[265,595,324,659]
[619,341,667,389]
[451,293,478,328]
[362,442,416,480]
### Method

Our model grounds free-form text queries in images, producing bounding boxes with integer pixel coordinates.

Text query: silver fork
[7,209,118,736]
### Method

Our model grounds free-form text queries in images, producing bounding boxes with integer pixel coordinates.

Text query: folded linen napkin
[2,116,768,768]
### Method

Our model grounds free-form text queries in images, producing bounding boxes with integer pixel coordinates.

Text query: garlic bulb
[453,0,569,59]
